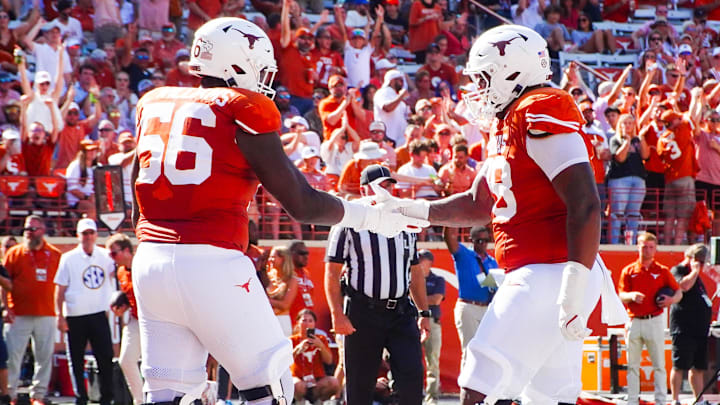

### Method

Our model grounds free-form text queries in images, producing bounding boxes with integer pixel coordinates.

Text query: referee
[325,164,430,405]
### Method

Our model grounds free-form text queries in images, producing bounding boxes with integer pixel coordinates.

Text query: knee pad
[238,369,294,405]
[142,366,206,403]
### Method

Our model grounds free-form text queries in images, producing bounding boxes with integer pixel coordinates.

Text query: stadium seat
[0,176,29,197]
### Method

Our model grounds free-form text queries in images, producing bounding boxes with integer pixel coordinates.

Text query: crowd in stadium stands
[0,0,714,244]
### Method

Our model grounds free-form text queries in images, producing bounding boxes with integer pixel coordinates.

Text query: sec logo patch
[83,266,106,289]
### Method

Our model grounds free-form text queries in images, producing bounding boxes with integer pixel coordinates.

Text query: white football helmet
[189,17,278,99]
[463,24,552,123]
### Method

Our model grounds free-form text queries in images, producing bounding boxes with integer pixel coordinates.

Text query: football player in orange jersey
[386,25,628,405]
[129,17,427,405]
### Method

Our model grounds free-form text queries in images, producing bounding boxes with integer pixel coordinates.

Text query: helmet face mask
[462,24,552,126]
[189,17,278,99]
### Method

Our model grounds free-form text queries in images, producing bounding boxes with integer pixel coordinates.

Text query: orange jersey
[483,87,586,271]
[117,265,138,319]
[134,86,281,252]
[3,242,62,316]
[584,131,606,184]
[657,121,698,182]
[290,333,329,379]
[290,267,315,322]
[640,122,666,174]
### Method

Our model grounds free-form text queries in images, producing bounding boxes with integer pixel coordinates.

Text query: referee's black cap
[360,164,397,185]
[418,249,434,262]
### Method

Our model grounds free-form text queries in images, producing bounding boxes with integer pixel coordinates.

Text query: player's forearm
[427,176,493,227]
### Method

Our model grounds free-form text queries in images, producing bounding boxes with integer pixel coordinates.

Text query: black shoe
[0,395,10,405]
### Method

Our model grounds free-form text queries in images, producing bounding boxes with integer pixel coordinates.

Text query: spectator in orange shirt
[97,120,119,165]
[312,27,345,90]
[3,215,61,405]
[23,119,58,177]
[279,0,317,114]
[152,24,186,73]
[338,142,387,197]
[106,233,143,405]
[164,49,200,88]
[291,309,339,403]
[288,241,316,324]
[438,144,476,195]
[658,110,698,245]
[56,96,100,170]
[407,0,444,63]
[396,124,423,169]
[319,75,365,141]
[418,43,458,89]
[619,231,681,405]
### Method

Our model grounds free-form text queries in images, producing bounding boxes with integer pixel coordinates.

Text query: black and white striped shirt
[325,226,419,300]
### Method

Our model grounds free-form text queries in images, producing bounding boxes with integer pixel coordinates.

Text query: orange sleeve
[618,264,631,293]
[408,2,422,25]
[229,90,282,135]
[522,91,584,136]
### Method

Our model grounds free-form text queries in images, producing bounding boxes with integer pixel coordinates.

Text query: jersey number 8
[136,102,214,186]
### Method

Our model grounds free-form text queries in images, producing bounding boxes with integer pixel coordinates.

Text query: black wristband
[419,310,431,318]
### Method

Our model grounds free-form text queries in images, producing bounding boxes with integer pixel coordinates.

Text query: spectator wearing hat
[52,0,83,43]
[66,140,98,219]
[418,249,444,405]
[369,58,396,89]
[3,215,62,405]
[658,109,698,245]
[367,122,397,169]
[321,113,361,190]
[319,75,365,141]
[297,146,330,191]
[338,141,388,197]
[373,69,409,148]
[23,119,58,177]
[668,244,712,405]
[96,119,119,165]
[418,43,458,89]
[87,49,115,89]
[136,79,155,98]
[152,24,186,73]
[0,100,21,133]
[407,0,443,63]
[0,73,19,125]
[396,139,441,198]
[17,48,65,136]
[0,129,25,175]
[677,44,702,90]
[311,27,346,90]
[279,0,318,115]
[55,97,100,170]
[334,4,384,89]
[107,132,136,208]
[54,218,116,405]
[165,49,200,87]
[21,20,72,87]
[282,116,322,162]
[92,0,123,48]
[121,47,153,93]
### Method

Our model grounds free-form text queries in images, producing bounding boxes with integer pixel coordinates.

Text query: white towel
[595,255,630,326]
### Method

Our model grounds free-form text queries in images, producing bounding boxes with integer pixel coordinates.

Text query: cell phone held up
[306,327,316,338]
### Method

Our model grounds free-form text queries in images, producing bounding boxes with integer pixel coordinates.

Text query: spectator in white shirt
[397,139,442,198]
[21,20,72,88]
[52,0,84,44]
[320,112,361,190]
[335,4,384,88]
[65,140,98,219]
[373,69,409,147]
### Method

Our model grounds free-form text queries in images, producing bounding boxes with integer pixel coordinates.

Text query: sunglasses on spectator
[439,131,451,135]
[100,127,115,132]
[4,106,19,112]
[23,227,38,232]
[295,250,310,256]
[578,18,589,22]
[649,90,660,95]
[278,93,291,100]
[313,94,324,100]
[571,90,583,95]
[116,77,129,82]
[109,249,122,257]
[710,117,720,122]
[68,110,79,115]
[136,54,149,60]
[668,73,680,78]
[472,238,489,243]
[109,112,121,118]
[650,37,662,42]
[162,27,175,33]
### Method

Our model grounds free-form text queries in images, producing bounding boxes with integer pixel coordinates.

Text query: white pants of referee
[5,316,55,399]
[458,261,602,405]
[119,316,143,404]
[132,243,293,401]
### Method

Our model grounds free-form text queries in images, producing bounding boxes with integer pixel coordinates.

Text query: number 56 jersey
[134,86,281,251]
[480,87,592,271]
